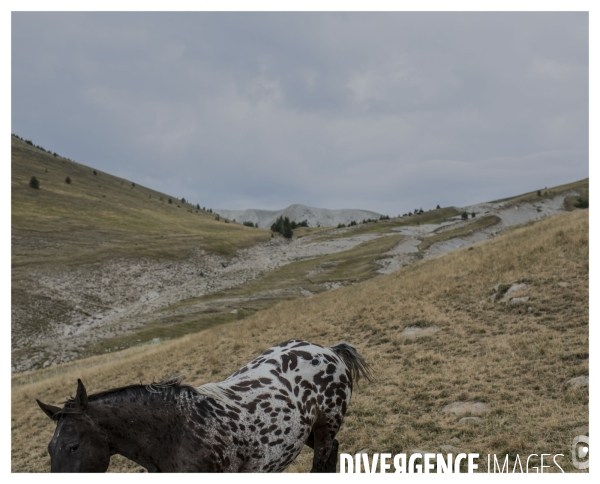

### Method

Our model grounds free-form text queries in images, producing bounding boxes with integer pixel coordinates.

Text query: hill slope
[214,203,383,228]
[11,136,269,371]
[12,209,588,472]
[11,136,269,265]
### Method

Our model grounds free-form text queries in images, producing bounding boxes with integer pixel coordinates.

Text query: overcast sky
[12,12,588,214]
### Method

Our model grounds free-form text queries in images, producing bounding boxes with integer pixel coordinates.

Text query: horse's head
[37,379,111,473]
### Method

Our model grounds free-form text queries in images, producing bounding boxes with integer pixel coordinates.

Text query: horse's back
[194,340,354,471]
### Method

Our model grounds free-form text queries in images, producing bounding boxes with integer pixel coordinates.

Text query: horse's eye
[67,443,79,454]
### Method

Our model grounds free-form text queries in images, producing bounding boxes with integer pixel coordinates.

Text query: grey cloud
[12,12,588,215]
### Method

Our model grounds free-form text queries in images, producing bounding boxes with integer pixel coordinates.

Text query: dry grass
[12,209,588,472]
[11,137,269,266]
[493,178,588,207]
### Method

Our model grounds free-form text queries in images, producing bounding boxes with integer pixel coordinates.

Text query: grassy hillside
[12,209,588,472]
[11,136,269,266]
[490,178,588,207]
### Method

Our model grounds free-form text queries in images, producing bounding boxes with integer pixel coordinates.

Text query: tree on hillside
[65,176,71,184]
[271,216,293,238]
[29,176,40,189]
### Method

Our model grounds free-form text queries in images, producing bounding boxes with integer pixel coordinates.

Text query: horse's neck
[89,391,192,472]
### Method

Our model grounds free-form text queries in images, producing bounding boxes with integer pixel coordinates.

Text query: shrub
[436,204,441,209]
[471,212,476,218]
[29,176,40,189]
[181,197,186,203]
[243,221,257,228]
[65,176,71,184]
[338,223,346,228]
[537,190,542,196]
[215,214,220,221]
[461,211,468,220]
[93,170,97,176]
[168,198,172,204]
[574,196,589,209]
[349,220,357,226]
[132,182,135,187]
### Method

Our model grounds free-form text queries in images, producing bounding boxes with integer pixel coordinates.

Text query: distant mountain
[214,204,383,228]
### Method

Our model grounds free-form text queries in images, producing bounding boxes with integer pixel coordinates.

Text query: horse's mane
[60,375,199,415]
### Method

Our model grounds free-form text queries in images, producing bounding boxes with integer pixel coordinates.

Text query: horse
[36,339,373,472]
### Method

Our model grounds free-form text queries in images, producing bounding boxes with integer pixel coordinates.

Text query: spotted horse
[37,340,373,472]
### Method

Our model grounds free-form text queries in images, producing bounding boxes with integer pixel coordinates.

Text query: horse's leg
[310,418,340,473]
[324,439,339,472]
[305,430,314,449]
[305,429,338,471]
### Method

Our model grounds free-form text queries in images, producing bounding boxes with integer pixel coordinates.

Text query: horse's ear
[37,400,61,420]
[75,379,88,409]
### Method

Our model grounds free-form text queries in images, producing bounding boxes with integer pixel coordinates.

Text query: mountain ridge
[214,203,383,228]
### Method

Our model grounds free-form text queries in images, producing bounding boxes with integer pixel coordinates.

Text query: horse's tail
[330,342,374,385]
